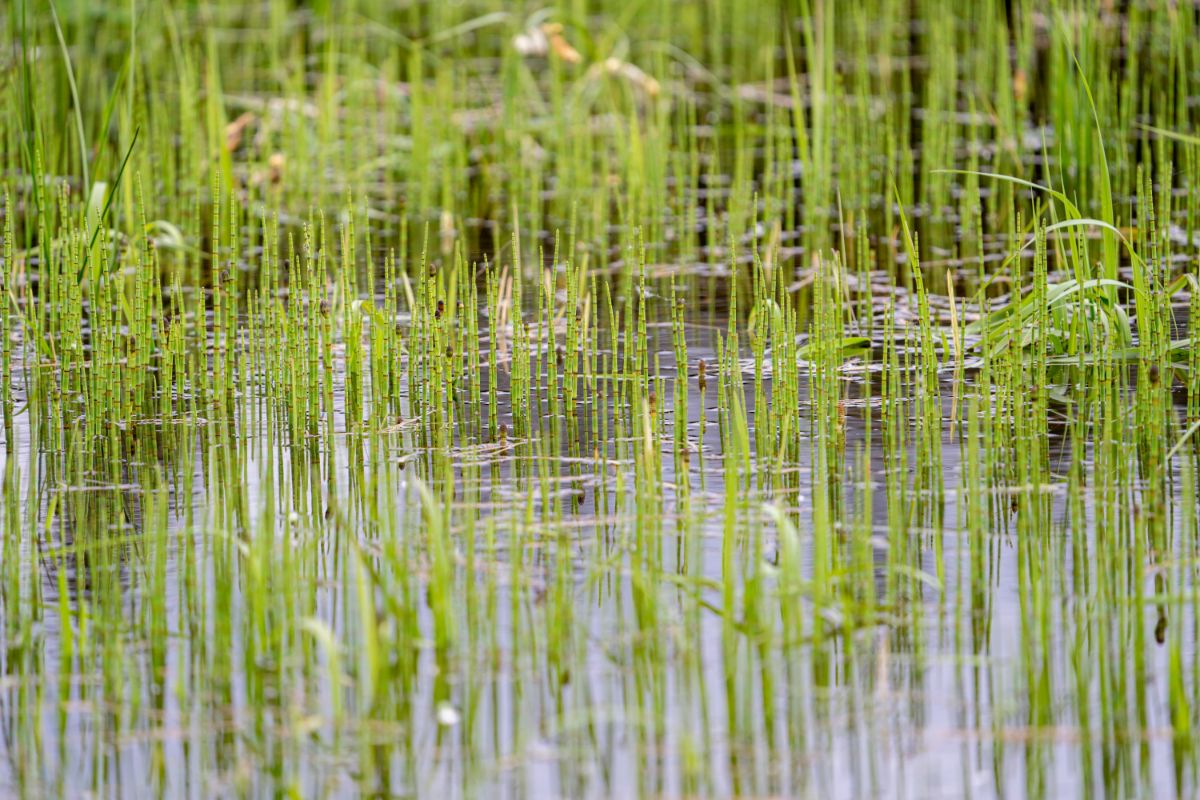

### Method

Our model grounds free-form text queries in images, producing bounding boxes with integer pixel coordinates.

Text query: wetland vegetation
[3,0,1200,797]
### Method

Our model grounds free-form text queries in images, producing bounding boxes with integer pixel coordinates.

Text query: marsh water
[3,2,1200,799]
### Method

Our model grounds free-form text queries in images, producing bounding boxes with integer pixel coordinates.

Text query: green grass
[1,0,1200,798]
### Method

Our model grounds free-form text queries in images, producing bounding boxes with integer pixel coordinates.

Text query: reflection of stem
[1155,569,1168,645]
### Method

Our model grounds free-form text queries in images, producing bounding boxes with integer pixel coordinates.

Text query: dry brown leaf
[548,33,581,64]
[604,57,660,97]
[224,111,256,153]
[540,23,581,64]
[267,152,286,185]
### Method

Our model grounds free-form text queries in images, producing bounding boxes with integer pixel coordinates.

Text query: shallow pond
[2,2,1200,798]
